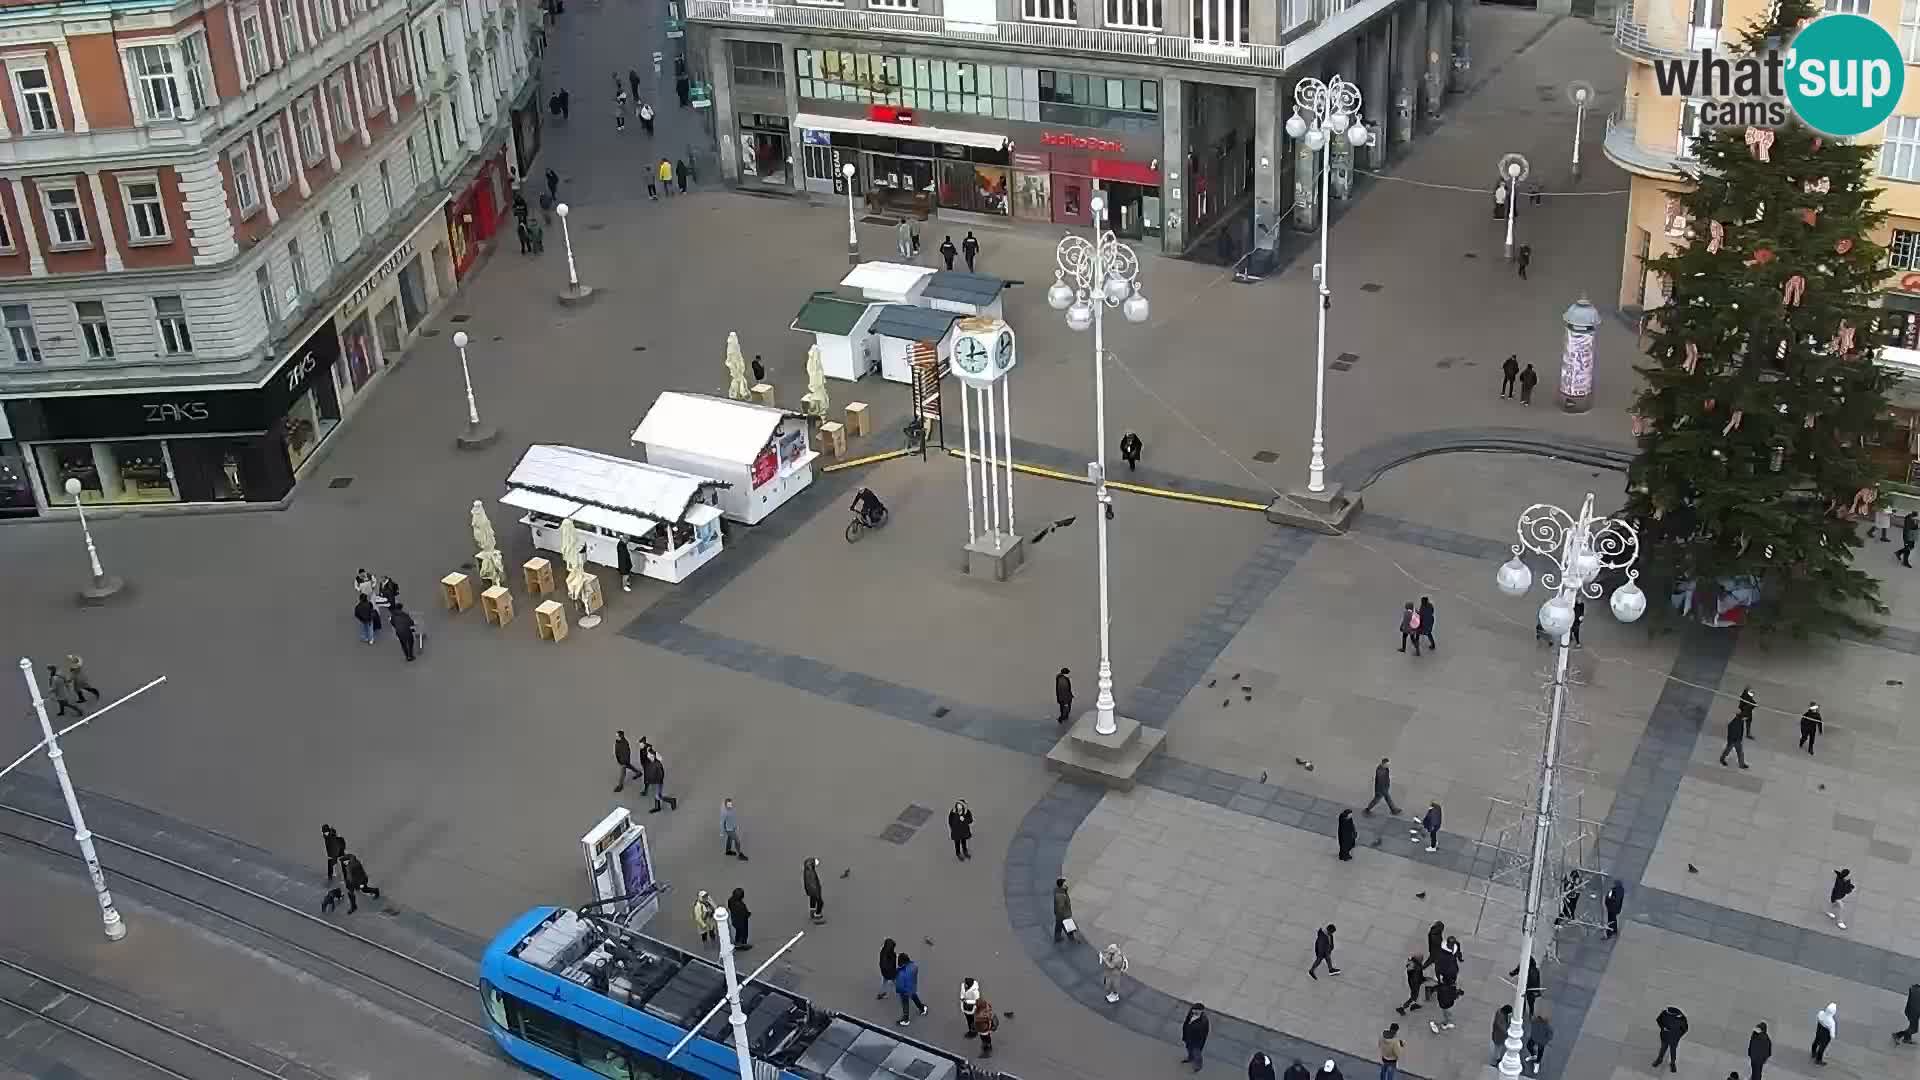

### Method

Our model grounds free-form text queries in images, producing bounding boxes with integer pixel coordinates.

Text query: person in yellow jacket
[692,890,716,944]
[658,159,675,198]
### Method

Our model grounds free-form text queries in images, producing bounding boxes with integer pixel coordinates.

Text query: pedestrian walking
[1900,510,1918,566]
[1434,937,1462,993]
[1799,703,1823,754]
[1120,431,1143,471]
[616,539,636,593]
[1826,868,1853,929]
[658,159,674,196]
[972,993,998,1057]
[909,219,921,255]
[1319,1061,1344,1080]
[1570,600,1585,646]
[377,574,400,609]
[1308,924,1341,978]
[614,105,626,133]
[1055,667,1074,724]
[1284,1060,1312,1080]
[1397,602,1423,656]
[390,601,418,661]
[940,235,958,270]
[1099,943,1128,1002]
[1425,922,1445,978]
[46,665,81,716]
[64,654,100,701]
[894,952,927,1025]
[1500,354,1520,398]
[1509,956,1543,1014]
[802,857,825,923]
[1052,877,1078,942]
[1420,802,1442,851]
[751,355,766,383]
[1604,880,1625,938]
[322,824,346,880]
[627,69,640,100]
[355,593,381,643]
[1652,1005,1688,1073]
[877,938,899,998]
[1519,363,1538,405]
[959,977,980,1037]
[1396,955,1427,1014]
[321,851,381,913]
[1524,1010,1552,1075]
[1874,501,1893,541]
[896,219,913,259]
[517,219,535,254]
[1556,870,1582,925]
[677,160,689,193]
[1894,984,1920,1044]
[1250,1052,1277,1080]
[726,887,752,950]
[1812,1002,1837,1064]
[1719,709,1749,767]
[1748,1022,1772,1080]
[1337,808,1357,861]
[1364,758,1400,816]
[1738,687,1757,739]
[693,890,717,943]
[612,730,645,791]
[1181,1003,1210,1071]
[948,800,974,860]
[722,798,748,860]
[1379,1024,1405,1080]
[355,567,378,601]
[1491,1005,1514,1066]
[647,172,658,199]
[640,101,655,135]
[962,231,979,271]
[545,167,560,203]
[1429,979,1461,1033]
[1417,597,1437,651]
[644,751,678,812]
[557,88,570,118]
[1516,244,1532,279]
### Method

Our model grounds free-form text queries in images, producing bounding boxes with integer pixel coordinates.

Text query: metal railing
[1602,100,1688,176]
[1612,0,1701,62]
[689,0,1317,69]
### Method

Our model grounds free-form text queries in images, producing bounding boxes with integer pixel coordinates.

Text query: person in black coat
[1181,1002,1209,1071]
[876,938,899,999]
[1396,954,1428,1015]
[1518,364,1539,405]
[1055,667,1074,724]
[1336,809,1357,861]
[962,231,980,271]
[1748,1022,1772,1080]
[1737,687,1757,738]
[322,851,381,913]
[1800,703,1824,754]
[1604,880,1626,938]
[1120,432,1143,471]
[321,824,346,880]
[1896,985,1920,1044]
[1282,1061,1312,1080]
[1416,597,1437,651]
[353,593,380,644]
[1249,1053,1277,1080]
[939,236,958,270]
[1652,1006,1688,1072]
[1426,922,1445,968]
[613,730,644,791]
[1501,354,1520,398]
[948,800,974,860]
[389,601,418,661]
[617,540,635,592]
[1309,925,1340,978]
[726,887,752,949]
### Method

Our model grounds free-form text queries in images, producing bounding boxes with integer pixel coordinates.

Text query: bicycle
[846,506,888,543]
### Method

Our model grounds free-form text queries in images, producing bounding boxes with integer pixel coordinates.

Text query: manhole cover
[879,824,915,844]
[1336,352,1360,364]
[1252,450,1280,463]
[1329,363,1353,372]
[1360,282,1383,292]
[450,314,472,323]
[897,804,934,827]
[328,476,355,489]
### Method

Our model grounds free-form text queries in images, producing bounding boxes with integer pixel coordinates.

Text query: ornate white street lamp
[1567,82,1593,182]
[451,331,499,449]
[1498,154,1530,262]
[842,162,859,266]
[1049,193,1149,738]
[62,477,123,602]
[1492,493,1645,1080]
[1284,76,1369,496]
[555,202,595,305]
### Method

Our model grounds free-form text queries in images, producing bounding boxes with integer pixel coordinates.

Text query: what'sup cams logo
[1649,12,1904,138]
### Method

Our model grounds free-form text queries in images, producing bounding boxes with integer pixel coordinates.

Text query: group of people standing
[352,569,421,661]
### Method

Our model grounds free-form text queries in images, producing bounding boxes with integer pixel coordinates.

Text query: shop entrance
[1182,82,1254,247]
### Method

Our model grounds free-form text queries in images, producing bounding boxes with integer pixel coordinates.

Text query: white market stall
[841,261,935,304]
[869,304,962,385]
[503,444,727,585]
[790,290,880,382]
[632,392,818,525]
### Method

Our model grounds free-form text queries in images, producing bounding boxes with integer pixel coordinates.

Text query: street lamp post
[1491,494,1646,1080]
[450,331,499,450]
[554,202,596,306]
[1048,193,1149,738]
[1568,82,1593,182]
[1498,155,1530,261]
[13,658,132,940]
[1284,76,1370,496]
[62,478,124,603]
[842,162,859,266]
[668,910,805,1080]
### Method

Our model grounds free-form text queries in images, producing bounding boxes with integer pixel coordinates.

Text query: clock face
[956,336,989,373]
[994,330,1014,371]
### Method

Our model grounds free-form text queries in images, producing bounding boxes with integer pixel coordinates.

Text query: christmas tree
[1627,0,1894,637]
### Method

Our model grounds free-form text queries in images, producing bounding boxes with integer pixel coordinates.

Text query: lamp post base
[960,532,1026,582]
[556,282,598,307]
[77,574,127,606]
[456,423,501,450]
[1265,482,1362,535]
[848,241,860,266]
[1045,709,1165,791]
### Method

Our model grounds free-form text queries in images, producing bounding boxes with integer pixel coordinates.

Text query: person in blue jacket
[894,952,928,1026]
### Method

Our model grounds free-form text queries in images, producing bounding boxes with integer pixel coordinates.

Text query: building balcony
[1614,1,1717,63]
[1603,100,1690,179]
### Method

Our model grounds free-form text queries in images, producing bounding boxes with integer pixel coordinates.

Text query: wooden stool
[524,557,555,595]
[441,572,474,612]
[819,421,846,456]
[845,402,870,437]
[751,382,776,406]
[482,585,514,626]
[535,599,569,642]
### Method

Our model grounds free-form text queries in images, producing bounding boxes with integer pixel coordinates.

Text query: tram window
[481,981,509,1028]
[514,999,579,1060]
[576,1028,634,1079]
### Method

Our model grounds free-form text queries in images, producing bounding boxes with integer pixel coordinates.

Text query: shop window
[12,66,60,133]
[1892,228,1920,271]
[231,145,261,216]
[41,182,87,247]
[122,177,170,241]
[4,305,40,364]
[126,44,183,123]
[75,301,114,359]
[154,295,193,355]
[40,441,179,505]
[939,161,1009,215]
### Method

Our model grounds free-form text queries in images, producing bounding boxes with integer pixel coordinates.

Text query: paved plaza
[8,3,1920,1080]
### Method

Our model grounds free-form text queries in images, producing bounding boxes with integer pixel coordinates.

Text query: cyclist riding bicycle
[851,487,887,528]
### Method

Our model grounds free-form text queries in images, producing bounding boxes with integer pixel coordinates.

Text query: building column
[709,31,739,183]
[247,133,280,225]
[53,40,88,132]
[374,43,400,123]
[1365,21,1390,170]
[1290,79,1318,233]
[1253,78,1279,257]
[316,80,343,171]
[283,111,311,196]
[1424,0,1447,124]
[347,61,372,146]
[82,171,123,271]
[11,181,45,275]
[1397,0,1424,144]
[1160,76,1186,253]
[1450,0,1471,94]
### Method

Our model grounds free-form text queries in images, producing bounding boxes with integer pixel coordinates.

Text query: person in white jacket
[1812,1003,1837,1065]
[1100,944,1129,1003]
[959,978,981,1039]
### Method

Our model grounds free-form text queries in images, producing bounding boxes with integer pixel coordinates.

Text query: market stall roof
[632,392,804,465]
[505,443,724,525]
[840,261,935,300]
[869,304,962,343]
[919,271,1006,308]
[790,291,873,336]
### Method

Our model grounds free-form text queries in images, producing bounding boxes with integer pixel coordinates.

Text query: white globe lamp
[1103,274,1130,304]
[1285,113,1308,140]
[1495,554,1533,597]
[1328,110,1349,134]
[1122,289,1149,324]
[1306,127,1327,151]
[1538,597,1576,638]
[1066,296,1093,332]
[1048,274,1075,311]
[453,330,469,349]
[1348,122,1370,147]
[1610,578,1648,623]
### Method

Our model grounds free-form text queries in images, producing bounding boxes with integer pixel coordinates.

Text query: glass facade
[38,440,180,505]
[794,49,1157,134]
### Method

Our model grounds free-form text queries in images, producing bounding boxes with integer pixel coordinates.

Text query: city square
[6,0,1920,1076]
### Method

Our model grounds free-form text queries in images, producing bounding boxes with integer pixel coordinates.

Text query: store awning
[506,444,724,524]
[795,112,1009,151]
[502,488,583,519]
[572,502,660,538]
[634,392,803,465]
[686,504,723,528]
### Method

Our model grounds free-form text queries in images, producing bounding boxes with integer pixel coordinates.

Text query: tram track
[0,801,496,1058]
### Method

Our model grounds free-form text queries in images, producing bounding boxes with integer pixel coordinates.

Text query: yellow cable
[945,448,1269,512]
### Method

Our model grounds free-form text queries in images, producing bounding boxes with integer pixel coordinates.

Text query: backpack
[1407,612,1421,631]
[974,1000,997,1033]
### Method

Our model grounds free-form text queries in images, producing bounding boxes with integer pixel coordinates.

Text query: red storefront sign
[751,447,777,488]
[1041,131,1126,153]
[867,105,915,124]
[446,150,507,281]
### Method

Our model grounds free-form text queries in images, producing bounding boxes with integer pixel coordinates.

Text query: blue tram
[480,907,995,1080]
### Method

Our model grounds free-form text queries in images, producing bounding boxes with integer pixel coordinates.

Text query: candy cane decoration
[1683,342,1700,373]
[1783,274,1806,306]
[1745,127,1774,161]
[1834,322,1856,354]
[1723,409,1744,437]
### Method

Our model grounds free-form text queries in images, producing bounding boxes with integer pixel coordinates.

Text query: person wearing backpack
[972,994,998,1057]
[1398,602,1423,656]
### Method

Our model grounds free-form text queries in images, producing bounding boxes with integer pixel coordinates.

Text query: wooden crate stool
[481,585,514,626]
[845,402,870,437]
[535,599,569,642]
[751,382,776,406]
[441,572,474,612]
[819,421,846,457]
[524,557,555,595]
